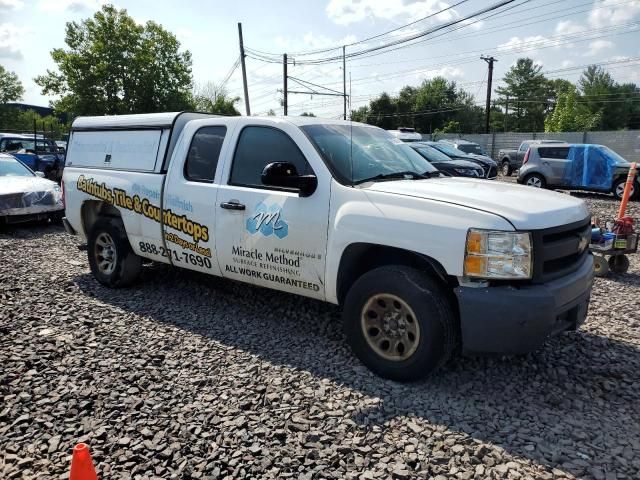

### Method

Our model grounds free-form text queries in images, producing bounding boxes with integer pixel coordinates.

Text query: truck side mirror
[261,162,317,198]
[35,171,45,178]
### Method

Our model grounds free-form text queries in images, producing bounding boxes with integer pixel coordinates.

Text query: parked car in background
[0,134,64,181]
[438,139,489,157]
[0,153,64,224]
[387,127,423,142]
[410,142,485,178]
[517,143,639,199]
[499,139,565,177]
[427,142,498,179]
[55,140,67,154]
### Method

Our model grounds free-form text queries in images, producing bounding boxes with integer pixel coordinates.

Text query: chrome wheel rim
[95,232,117,275]
[502,163,510,176]
[361,293,420,362]
[527,176,542,188]
[616,183,633,199]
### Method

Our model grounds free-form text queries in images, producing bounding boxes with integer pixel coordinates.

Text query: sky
[1,0,639,119]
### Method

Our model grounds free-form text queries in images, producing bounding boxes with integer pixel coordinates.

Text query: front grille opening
[543,251,585,274]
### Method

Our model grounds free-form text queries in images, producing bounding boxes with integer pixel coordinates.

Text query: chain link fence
[424,130,640,162]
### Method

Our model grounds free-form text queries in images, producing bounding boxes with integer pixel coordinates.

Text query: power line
[247,0,472,57]
[245,0,522,65]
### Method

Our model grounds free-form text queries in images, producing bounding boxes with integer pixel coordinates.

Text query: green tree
[544,86,601,132]
[300,112,316,117]
[496,58,552,132]
[0,65,24,104]
[35,4,193,117]
[192,82,240,115]
[578,65,639,130]
[432,120,461,140]
[351,77,483,132]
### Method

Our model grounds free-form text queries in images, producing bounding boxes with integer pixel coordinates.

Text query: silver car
[517,143,638,200]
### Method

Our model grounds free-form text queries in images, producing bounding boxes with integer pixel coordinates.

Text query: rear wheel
[87,217,141,287]
[608,255,630,274]
[523,173,546,188]
[342,266,457,381]
[501,161,512,177]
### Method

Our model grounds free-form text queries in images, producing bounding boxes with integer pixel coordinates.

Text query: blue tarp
[562,144,621,189]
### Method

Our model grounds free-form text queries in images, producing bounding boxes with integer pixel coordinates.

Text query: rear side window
[538,147,570,159]
[230,126,311,188]
[519,142,529,152]
[184,126,226,182]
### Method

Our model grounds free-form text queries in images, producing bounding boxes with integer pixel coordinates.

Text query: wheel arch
[81,200,122,237]
[335,242,456,306]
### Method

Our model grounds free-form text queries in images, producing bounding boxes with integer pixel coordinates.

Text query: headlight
[453,168,477,177]
[464,229,533,279]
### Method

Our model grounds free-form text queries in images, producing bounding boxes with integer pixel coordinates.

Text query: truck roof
[72,112,201,129]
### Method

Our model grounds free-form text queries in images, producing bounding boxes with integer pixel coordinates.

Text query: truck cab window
[184,126,226,182]
[230,126,311,188]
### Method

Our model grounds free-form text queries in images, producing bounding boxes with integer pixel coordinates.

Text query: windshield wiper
[356,171,429,184]
[423,170,447,178]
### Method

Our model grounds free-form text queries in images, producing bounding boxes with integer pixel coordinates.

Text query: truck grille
[530,218,591,284]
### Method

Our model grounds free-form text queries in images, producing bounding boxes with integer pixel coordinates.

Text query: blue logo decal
[246,202,288,239]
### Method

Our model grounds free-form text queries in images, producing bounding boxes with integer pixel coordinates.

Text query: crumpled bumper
[0,190,64,218]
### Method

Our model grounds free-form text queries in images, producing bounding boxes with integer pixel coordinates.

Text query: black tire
[608,255,630,274]
[613,178,638,201]
[87,217,142,288]
[523,173,546,189]
[501,161,512,177]
[342,265,457,382]
[593,256,609,277]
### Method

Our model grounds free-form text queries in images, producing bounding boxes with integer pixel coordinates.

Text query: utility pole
[481,55,497,134]
[283,53,288,116]
[504,94,509,132]
[237,23,251,116]
[343,46,347,120]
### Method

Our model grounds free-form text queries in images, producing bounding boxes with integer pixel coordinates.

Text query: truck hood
[0,175,59,195]
[364,177,590,230]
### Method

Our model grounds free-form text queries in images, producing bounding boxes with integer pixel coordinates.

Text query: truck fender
[335,242,454,305]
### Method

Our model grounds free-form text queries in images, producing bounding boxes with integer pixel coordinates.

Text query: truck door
[215,123,330,300]
[161,121,231,276]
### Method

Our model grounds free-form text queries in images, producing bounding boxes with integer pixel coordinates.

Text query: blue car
[0,134,64,181]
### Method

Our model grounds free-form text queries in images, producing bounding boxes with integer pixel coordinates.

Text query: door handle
[220,200,245,211]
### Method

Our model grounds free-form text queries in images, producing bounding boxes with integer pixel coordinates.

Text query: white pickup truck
[62,113,594,381]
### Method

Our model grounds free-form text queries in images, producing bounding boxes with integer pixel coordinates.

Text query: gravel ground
[1,183,640,480]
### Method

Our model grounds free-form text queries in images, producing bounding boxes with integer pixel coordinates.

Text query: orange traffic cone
[69,443,98,480]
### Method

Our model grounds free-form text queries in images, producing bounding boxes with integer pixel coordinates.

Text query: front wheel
[501,161,512,177]
[342,266,457,381]
[593,256,609,277]
[613,178,638,200]
[523,173,546,188]
[87,217,142,288]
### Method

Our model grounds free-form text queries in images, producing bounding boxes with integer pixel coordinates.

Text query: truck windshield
[0,157,34,177]
[301,124,437,184]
